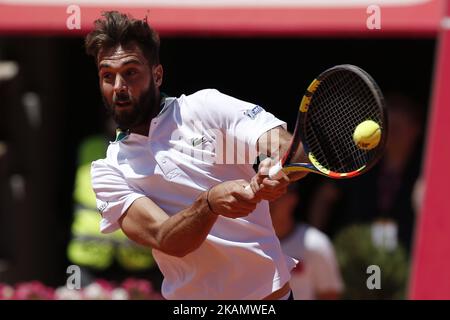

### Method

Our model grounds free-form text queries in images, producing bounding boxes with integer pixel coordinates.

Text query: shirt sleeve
[91,159,146,234]
[202,89,287,155]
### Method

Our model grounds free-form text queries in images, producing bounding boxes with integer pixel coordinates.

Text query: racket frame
[276,64,388,179]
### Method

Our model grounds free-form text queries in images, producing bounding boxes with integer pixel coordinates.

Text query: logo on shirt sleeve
[244,105,264,120]
[96,199,109,215]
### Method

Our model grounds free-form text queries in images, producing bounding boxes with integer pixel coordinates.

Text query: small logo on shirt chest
[190,136,207,147]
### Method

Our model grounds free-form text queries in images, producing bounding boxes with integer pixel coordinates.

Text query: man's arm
[257,125,307,167]
[249,126,308,199]
[119,180,259,258]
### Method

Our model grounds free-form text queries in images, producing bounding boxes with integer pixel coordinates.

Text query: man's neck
[130,93,162,136]
[130,123,150,136]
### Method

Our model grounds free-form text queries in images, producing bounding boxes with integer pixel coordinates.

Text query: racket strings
[305,70,383,173]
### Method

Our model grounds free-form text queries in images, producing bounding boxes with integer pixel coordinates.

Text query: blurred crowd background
[0,1,446,300]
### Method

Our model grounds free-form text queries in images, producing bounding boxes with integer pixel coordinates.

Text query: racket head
[285,64,387,179]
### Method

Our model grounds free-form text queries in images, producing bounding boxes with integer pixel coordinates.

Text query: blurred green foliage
[333,224,409,299]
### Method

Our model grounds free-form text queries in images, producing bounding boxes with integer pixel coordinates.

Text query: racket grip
[269,161,284,180]
[244,160,284,191]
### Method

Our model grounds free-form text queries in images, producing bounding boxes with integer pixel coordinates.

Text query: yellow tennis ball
[353,120,381,150]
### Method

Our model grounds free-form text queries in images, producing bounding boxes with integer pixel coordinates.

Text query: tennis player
[87,11,306,300]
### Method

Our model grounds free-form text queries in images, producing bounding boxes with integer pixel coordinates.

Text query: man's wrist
[206,187,219,216]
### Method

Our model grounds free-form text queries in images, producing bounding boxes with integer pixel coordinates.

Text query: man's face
[97,43,158,129]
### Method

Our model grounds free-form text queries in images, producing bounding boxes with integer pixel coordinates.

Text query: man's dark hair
[85,11,160,65]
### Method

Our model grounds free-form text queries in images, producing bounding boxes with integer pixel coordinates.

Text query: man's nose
[113,74,127,93]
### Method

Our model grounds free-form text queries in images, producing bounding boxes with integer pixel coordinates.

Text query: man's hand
[249,158,290,201]
[256,126,309,188]
[208,180,261,218]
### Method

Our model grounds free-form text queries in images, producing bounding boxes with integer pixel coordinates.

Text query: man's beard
[102,80,158,130]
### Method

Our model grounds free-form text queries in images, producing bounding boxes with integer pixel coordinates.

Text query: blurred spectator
[306,181,341,233]
[270,185,344,300]
[412,175,425,215]
[67,124,161,288]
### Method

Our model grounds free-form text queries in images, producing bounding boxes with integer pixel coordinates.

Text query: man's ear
[153,64,163,88]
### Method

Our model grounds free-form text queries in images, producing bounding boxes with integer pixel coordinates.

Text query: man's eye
[126,69,138,76]
[102,73,113,80]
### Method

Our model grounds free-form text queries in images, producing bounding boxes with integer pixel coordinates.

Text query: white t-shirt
[280,224,344,300]
[91,89,297,300]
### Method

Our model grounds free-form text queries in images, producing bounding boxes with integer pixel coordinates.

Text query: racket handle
[244,160,284,191]
[268,161,284,180]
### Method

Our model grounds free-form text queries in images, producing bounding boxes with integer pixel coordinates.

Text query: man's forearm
[257,126,305,163]
[155,191,218,257]
[121,181,256,258]
[154,179,258,257]
[120,191,218,258]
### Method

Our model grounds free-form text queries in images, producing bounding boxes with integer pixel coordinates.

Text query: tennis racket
[269,64,387,180]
